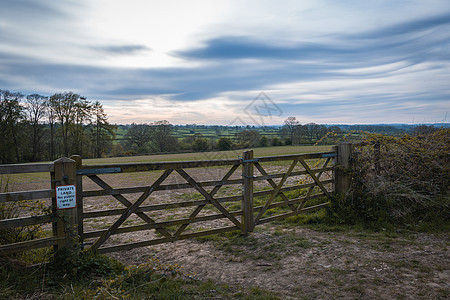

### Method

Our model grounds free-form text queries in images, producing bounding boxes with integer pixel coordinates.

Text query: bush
[217,137,233,150]
[49,247,125,281]
[328,129,449,229]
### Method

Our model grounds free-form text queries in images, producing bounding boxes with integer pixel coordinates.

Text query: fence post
[242,150,254,234]
[334,142,352,195]
[51,157,78,250]
[70,155,83,242]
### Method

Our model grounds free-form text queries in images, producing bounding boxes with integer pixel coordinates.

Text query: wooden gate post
[242,150,254,234]
[70,155,83,242]
[51,157,78,250]
[334,142,352,195]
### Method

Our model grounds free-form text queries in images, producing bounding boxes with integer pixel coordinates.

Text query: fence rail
[0,145,351,255]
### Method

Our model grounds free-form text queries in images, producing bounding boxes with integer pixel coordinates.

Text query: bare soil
[105,224,448,299]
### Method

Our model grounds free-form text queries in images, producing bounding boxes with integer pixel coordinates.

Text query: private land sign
[56,185,76,209]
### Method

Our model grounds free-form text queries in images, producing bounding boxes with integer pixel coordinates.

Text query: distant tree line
[279,117,343,145]
[0,89,115,163]
[2,89,444,163]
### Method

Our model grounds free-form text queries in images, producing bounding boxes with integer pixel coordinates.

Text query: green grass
[196,229,314,261]
[0,250,280,299]
[83,145,332,165]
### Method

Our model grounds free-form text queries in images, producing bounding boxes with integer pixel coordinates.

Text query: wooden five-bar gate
[0,143,352,255]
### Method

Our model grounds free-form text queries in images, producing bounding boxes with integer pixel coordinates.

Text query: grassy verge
[0,249,280,299]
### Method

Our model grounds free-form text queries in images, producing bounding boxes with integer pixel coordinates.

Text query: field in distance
[83,145,332,165]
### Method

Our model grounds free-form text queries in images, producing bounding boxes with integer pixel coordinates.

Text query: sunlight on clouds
[104,96,247,125]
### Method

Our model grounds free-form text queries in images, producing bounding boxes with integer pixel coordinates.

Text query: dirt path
[109,224,449,299]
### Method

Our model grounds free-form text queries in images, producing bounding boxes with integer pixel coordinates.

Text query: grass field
[84,145,332,165]
[115,125,282,142]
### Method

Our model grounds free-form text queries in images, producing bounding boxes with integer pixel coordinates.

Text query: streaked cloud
[0,0,449,124]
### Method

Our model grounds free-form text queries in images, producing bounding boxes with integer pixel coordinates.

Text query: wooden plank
[174,164,239,237]
[252,179,333,198]
[0,214,56,229]
[335,142,352,195]
[0,237,63,255]
[0,189,53,203]
[254,159,298,224]
[242,150,254,233]
[257,151,334,163]
[71,155,84,241]
[254,162,297,213]
[256,202,330,225]
[83,210,243,239]
[87,174,174,239]
[176,169,243,230]
[252,193,325,212]
[254,166,334,182]
[82,178,243,197]
[80,167,332,199]
[298,158,331,199]
[52,157,77,250]
[297,158,331,211]
[90,169,173,251]
[97,225,239,254]
[0,163,53,174]
[83,194,243,218]
[81,159,241,173]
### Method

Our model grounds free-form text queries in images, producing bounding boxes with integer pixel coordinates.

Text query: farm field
[84,145,333,165]
[115,125,282,142]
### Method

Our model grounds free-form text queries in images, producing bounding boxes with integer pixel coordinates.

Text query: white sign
[56,185,77,210]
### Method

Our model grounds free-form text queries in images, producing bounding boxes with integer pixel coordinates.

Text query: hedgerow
[328,129,449,229]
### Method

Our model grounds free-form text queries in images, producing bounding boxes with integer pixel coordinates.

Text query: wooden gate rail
[0,162,64,255]
[1,144,354,255]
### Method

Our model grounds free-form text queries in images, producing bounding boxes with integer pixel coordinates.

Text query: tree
[48,92,80,157]
[71,97,92,156]
[150,120,178,153]
[413,125,439,136]
[282,117,299,140]
[123,123,153,153]
[0,90,25,163]
[192,137,209,151]
[90,101,116,158]
[305,123,319,142]
[217,137,233,150]
[270,137,282,146]
[258,136,269,147]
[25,94,48,161]
[236,130,261,148]
[281,117,303,144]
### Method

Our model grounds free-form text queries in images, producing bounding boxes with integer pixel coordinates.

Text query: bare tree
[282,117,300,144]
[48,92,80,157]
[25,94,47,161]
[123,123,153,153]
[0,90,25,162]
[150,120,178,153]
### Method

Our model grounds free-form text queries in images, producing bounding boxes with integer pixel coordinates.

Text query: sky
[1,0,449,125]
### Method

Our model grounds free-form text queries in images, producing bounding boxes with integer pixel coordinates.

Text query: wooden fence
[0,143,352,255]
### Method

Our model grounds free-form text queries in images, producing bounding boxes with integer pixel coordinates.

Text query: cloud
[93,45,151,55]
[0,0,449,124]
[356,11,450,38]
[176,36,354,60]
